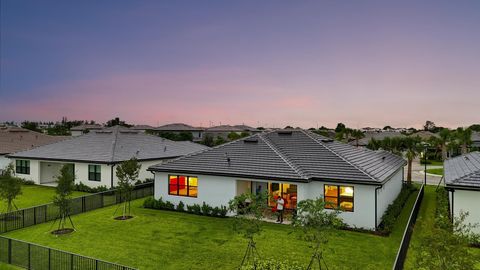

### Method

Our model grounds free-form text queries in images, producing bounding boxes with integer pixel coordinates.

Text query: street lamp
[421,142,430,186]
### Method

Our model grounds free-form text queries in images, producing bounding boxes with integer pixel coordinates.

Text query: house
[0,127,67,172]
[130,125,155,133]
[70,124,103,136]
[349,131,406,147]
[8,127,208,188]
[412,130,439,140]
[149,129,406,230]
[154,123,204,142]
[444,151,480,234]
[472,131,480,150]
[204,125,261,140]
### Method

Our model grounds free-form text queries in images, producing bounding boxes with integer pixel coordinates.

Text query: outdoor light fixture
[421,142,430,186]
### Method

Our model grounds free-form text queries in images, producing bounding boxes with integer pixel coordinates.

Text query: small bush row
[143,197,228,218]
[73,182,110,193]
[378,183,418,234]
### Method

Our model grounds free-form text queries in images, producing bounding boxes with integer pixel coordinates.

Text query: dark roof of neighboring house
[444,151,480,190]
[150,129,406,184]
[205,125,258,132]
[155,123,204,132]
[70,124,103,131]
[351,131,406,146]
[472,132,480,147]
[0,127,67,155]
[412,131,439,140]
[8,126,209,163]
[130,125,155,130]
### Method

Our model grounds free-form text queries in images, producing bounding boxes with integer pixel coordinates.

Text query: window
[268,182,298,209]
[16,160,30,174]
[168,175,198,197]
[88,165,101,181]
[324,185,354,212]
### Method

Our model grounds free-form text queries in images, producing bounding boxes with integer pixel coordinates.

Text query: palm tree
[401,136,422,184]
[455,127,472,154]
[351,129,365,147]
[438,128,451,160]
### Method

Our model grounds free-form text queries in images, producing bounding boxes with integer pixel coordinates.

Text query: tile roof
[130,125,155,130]
[70,124,103,131]
[150,129,406,184]
[0,127,67,155]
[349,131,406,146]
[8,127,209,163]
[155,123,204,131]
[444,151,480,189]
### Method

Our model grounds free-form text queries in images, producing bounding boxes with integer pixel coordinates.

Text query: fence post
[22,209,25,228]
[28,243,31,269]
[71,253,74,270]
[44,205,48,222]
[8,238,12,264]
[34,207,37,225]
[48,248,51,269]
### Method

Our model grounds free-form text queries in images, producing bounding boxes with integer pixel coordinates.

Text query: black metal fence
[392,184,425,270]
[0,182,154,234]
[0,236,136,270]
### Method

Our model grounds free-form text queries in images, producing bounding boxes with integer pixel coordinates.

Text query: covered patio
[39,161,74,185]
[236,180,298,210]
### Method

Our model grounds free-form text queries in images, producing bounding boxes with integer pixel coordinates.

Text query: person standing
[276,196,285,223]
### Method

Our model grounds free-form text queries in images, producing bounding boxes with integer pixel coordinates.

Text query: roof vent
[164,146,167,152]
[382,156,386,161]
[465,156,470,161]
[225,153,231,165]
[277,130,293,135]
[244,138,258,143]
[321,139,334,143]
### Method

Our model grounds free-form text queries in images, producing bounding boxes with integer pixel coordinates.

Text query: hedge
[143,197,228,218]
[378,183,418,234]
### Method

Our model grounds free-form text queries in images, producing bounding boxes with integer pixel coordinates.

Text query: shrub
[239,259,304,270]
[201,202,213,215]
[192,204,202,215]
[164,201,175,210]
[211,206,220,216]
[155,197,165,209]
[177,201,185,212]
[219,206,228,217]
[19,179,35,185]
[143,197,155,208]
[73,182,109,193]
[378,184,418,234]
[186,204,195,213]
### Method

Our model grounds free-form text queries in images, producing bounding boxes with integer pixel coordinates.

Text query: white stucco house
[444,151,480,234]
[8,127,208,188]
[149,129,406,230]
[0,127,66,173]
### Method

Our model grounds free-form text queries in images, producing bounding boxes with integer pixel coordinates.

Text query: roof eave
[446,183,480,191]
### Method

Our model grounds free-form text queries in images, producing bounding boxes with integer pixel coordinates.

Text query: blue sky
[1,1,479,128]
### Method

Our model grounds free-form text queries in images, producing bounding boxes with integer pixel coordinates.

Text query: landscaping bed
[3,189,419,270]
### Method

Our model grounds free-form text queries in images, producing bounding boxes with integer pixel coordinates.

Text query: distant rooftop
[155,123,204,132]
[9,127,209,163]
[205,125,258,132]
[70,124,103,131]
[0,127,67,155]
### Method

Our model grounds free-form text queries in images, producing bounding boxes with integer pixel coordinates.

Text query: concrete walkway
[407,158,443,186]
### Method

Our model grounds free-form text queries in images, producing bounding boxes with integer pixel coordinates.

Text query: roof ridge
[301,130,378,181]
[260,132,309,179]
[110,126,120,162]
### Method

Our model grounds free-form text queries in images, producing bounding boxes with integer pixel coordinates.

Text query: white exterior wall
[0,155,11,171]
[153,171,402,229]
[14,159,40,183]
[75,162,113,188]
[452,189,480,234]
[376,169,403,226]
[154,172,237,213]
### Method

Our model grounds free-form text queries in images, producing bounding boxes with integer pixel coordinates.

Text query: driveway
[406,158,443,186]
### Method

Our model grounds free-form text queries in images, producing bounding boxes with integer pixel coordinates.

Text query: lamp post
[421,142,429,186]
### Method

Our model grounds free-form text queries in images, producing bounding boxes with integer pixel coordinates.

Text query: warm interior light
[344,187,353,196]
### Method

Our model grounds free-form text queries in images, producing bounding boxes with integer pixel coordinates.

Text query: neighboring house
[130,125,155,133]
[149,129,406,230]
[472,132,480,149]
[411,131,439,140]
[8,127,208,188]
[444,152,480,234]
[154,123,204,141]
[351,131,406,147]
[204,125,260,140]
[70,124,103,136]
[0,127,66,172]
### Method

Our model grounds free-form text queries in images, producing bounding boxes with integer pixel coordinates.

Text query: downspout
[110,163,116,188]
[374,185,382,230]
[450,189,455,222]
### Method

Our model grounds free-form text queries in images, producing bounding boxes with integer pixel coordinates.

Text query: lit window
[324,185,354,212]
[16,160,30,175]
[168,175,198,198]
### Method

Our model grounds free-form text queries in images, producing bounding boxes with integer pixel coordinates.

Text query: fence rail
[392,184,425,270]
[0,236,137,270]
[0,182,154,234]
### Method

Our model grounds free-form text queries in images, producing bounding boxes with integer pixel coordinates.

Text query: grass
[3,190,419,270]
[420,160,443,166]
[0,263,21,270]
[426,168,443,175]
[404,185,480,269]
[0,185,88,212]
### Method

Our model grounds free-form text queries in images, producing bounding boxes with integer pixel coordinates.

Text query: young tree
[455,127,472,154]
[52,164,75,234]
[292,198,343,270]
[228,191,269,268]
[0,163,22,213]
[115,158,141,219]
[401,136,422,184]
[438,128,451,160]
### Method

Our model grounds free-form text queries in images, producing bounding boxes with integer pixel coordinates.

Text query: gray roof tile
[444,152,480,189]
[150,130,406,183]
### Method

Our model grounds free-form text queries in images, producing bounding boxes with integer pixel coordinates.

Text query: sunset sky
[1,1,479,129]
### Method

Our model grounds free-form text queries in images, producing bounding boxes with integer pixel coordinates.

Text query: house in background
[149,129,406,230]
[154,123,204,142]
[70,124,103,136]
[444,151,480,234]
[472,132,480,150]
[0,127,66,172]
[349,131,406,147]
[8,127,208,188]
[204,125,261,140]
[130,125,155,133]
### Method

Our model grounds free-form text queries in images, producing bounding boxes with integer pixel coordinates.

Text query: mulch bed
[114,216,134,220]
[51,228,74,235]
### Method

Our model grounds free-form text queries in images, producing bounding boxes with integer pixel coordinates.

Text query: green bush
[378,184,418,234]
[19,179,35,185]
[220,206,228,217]
[143,197,155,208]
[201,202,212,215]
[177,201,185,211]
[192,204,202,215]
[73,182,109,193]
[165,201,175,210]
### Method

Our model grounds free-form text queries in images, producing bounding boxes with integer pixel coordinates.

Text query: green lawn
[0,185,87,212]
[426,168,443,176]
[404,185,480,269]
[0,263,22,270]
[3,190,419,270]
[420,160,443,166]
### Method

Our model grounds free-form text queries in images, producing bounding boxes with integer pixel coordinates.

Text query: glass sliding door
[268,182,297,210]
